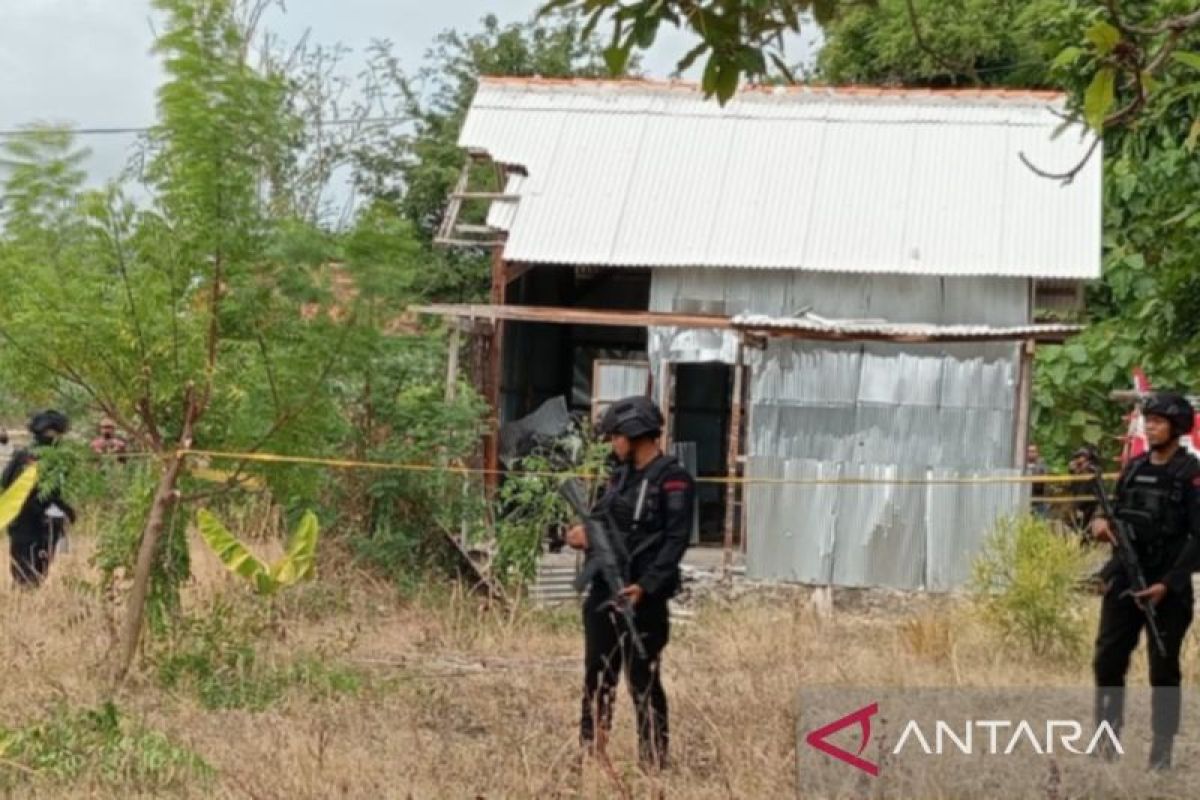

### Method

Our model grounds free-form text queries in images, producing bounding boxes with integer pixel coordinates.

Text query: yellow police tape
[176,448,1114,488]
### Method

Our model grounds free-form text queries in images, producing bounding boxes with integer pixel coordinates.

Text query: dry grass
[2,533,1199,799]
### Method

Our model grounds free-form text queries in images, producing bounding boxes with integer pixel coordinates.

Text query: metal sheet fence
[745,458,1028,590]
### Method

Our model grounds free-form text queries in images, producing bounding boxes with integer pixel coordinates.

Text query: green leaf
[1052,46,1083,69]
[1172,52,1200,72]
[604,44,632,75]
[270,511,320,586]
[736,46,768,77]
[702,51,720,95]
[676,42,708,74]
[1187,118,1200,152]
[710,58,739,105]
[634,17,659,49]
[1085,21,1120,56]
[1084,67,1116,131]
[196,510,275,594]
[1064,343,1089,365]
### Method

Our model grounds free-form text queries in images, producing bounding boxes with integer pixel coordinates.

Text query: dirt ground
[0,530,1188,799]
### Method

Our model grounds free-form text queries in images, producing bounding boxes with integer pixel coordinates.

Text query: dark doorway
[671,363,732,544]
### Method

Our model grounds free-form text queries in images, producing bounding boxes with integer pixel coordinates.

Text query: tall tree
[0,0,351,680]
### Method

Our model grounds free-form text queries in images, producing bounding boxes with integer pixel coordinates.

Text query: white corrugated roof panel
[459,78,1102,280]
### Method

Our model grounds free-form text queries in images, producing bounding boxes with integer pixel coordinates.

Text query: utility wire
[0,115,410,138]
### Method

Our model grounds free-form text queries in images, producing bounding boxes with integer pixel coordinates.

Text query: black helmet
[28,410,70,444]
[1142,392,1195,436]
[597,396,663,440]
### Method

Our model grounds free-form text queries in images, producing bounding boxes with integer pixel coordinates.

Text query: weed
[0,702,212,793]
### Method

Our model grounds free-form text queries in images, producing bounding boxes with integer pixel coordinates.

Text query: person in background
[90,417,129,463]
[1027,443,1050,517]
[1068,445,1101,535]
[2,411,76,588]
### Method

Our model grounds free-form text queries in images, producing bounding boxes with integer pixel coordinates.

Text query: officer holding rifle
[565,396,694,771]
[1090,392,1200,770]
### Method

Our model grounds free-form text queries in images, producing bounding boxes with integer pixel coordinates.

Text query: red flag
[1121,369,1151,465]
[1120,369,1200,461]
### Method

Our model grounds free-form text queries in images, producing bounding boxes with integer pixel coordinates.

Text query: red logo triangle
[805,702,880,777]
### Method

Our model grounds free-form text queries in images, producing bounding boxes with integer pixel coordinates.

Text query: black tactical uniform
[1092,393,1200,769]
[579,396,694,769]
[3,411,75,587]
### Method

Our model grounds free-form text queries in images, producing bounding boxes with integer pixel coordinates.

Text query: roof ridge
[477,75,1065,102]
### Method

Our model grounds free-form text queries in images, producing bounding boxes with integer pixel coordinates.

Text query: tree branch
[255,330,283,415]
[903,0,981,86]
[1018,136,1102,185]
[181,316,355,494]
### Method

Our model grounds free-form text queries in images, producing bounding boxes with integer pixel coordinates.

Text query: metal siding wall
[651,268,1028,590]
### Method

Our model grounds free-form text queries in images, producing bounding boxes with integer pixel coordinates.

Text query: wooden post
[1013,338,1035,469]
[445,323,461,403]
[483,246,506,494]
[657,362,674,453]
[741,389,752,556]
[723,334,746,577]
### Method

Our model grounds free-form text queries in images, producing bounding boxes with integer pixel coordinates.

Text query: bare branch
[1019,136,1102,185]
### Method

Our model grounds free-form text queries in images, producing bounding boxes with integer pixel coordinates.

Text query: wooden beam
[412,303,734,330]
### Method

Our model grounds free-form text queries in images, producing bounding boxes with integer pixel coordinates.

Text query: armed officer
[1090,392,1200,769]
[565,395,694,770]
[3,410,76,588]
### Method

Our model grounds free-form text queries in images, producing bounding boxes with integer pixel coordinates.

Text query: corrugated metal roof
[731,312,1081,341]
[460,77,1102,280]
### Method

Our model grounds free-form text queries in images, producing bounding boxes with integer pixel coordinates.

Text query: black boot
[1149,735,1174,771]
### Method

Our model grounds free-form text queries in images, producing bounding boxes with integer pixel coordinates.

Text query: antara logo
[805,702,880,777]
[805,702,1126,776]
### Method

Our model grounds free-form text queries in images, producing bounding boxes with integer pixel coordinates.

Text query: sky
[0,0,819,195]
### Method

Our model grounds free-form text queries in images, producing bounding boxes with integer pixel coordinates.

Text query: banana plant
[0,465,38,531]
[196,509,319,596]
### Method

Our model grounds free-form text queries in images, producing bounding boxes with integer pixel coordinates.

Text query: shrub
[969,515,1091,658]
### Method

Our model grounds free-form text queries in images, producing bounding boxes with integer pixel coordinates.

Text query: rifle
[1091,467,1168,659]
[558,478,647,660]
